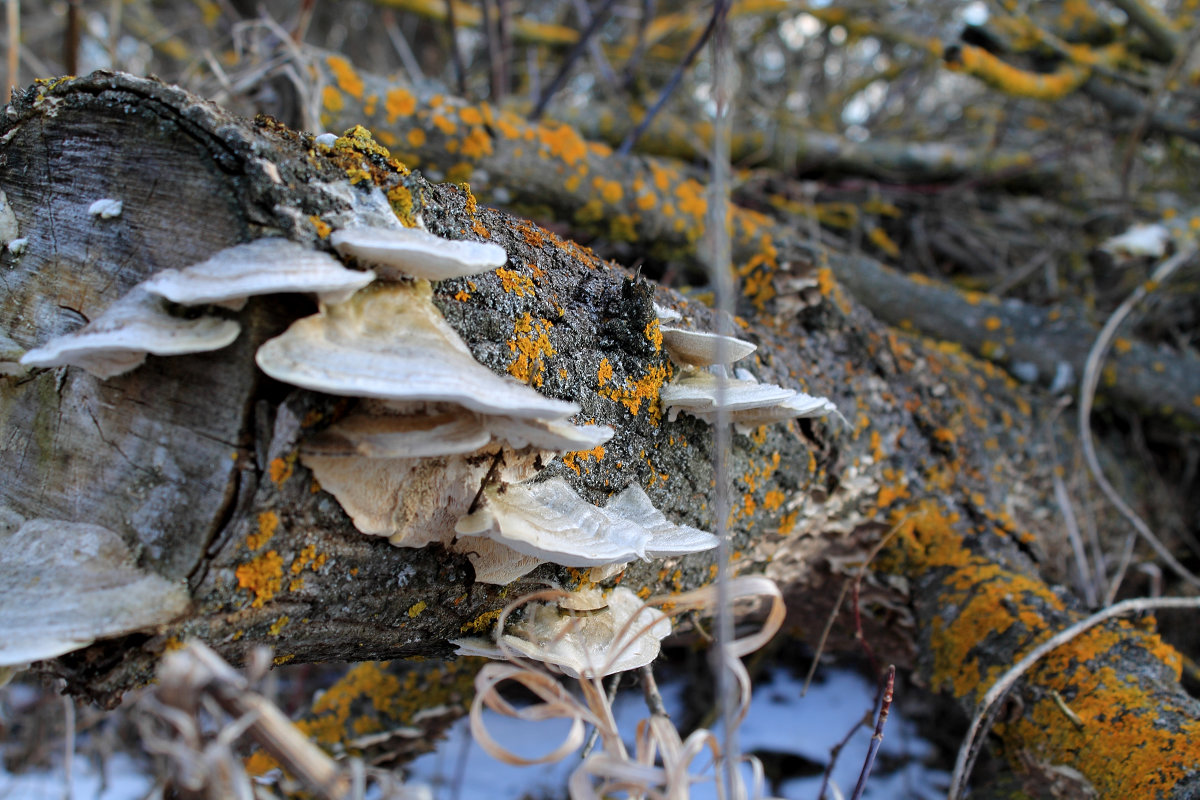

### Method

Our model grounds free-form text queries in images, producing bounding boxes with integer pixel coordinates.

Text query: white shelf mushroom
[142,238,376,309]
[659,326,756,367]
[19,287,241,379]
[652,302,682,323]
[331,226,507,280]
[455,478,717,568]
[0,520,189,666]
[451,587,672,678]
[661,367,839,427]
[303,408,613,460]
[255,282,578,420]
[87,198,123,219]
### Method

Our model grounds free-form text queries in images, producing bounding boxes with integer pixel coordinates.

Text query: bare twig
[381,10,426,83]
[443,0,467,97]
[948,596,1200,799]
[849,665,894,800]
[529,0,619,120]
[803,577,851,696]
[64,0,80,76]
[618,0,728,156]
[1077,245,1200,592]
[5,0,18,103]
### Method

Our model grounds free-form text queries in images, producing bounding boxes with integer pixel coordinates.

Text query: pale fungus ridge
[87,198,123,219]
[330,225,508,280]
[452,587,672,679]
[255,282,578,420]
[660,366,839,428]
[302,408,614,459]
[142,238,376,309]
[0,520,189,666]
[454,477,718,568]
[659,326,757,367]
[20,287,241,379]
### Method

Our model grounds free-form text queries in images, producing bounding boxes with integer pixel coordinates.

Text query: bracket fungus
[255,282,578,420]
[661,366,839,428]
[0,520,188,666]
[452,587,672,679]
[142,238,375,309]
[87,198,123,219]
[659,326,757,367]
[455,477,718,568]
[19,287,241,379]
[330,225,508,280]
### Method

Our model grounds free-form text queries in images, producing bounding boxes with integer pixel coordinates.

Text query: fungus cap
[255,282,578,420]
[661,367,838,426]
[659,327,756,366]
[653,302,682,323]
[452,587,672,678]
[19,287,241,379]
[0,520,189,666]
[302,411,493,459]
[454,478,716,567]
[88,198,123,219]
[143,238,375,309]
[331,226,507,280]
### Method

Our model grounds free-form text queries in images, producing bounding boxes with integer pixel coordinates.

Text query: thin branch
[618,0,728,156]
[5,0,18,103]
[849,665,894,800]
[1077,245,1200,591]
[529,0,620,120]
[443,0,467,97]
[948,596,1200,799]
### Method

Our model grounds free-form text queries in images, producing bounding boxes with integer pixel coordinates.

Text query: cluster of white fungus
[655,305,840,432]
[15,168,837,671]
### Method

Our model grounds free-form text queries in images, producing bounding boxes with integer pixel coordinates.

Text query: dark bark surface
[2,73,1198,797]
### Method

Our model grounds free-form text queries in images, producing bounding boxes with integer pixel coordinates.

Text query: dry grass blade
[948,596,1200,799]
[1076,244,1200,595]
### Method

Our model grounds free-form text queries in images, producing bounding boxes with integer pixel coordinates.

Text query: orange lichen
[536,121,588,165]
[507,313,555,387]
[309,215,332,238]
[268,616,290,636]
[495,267,535,296]
[247,511,278,552]
[326,55,364,99]
[269,454,295,485]
[598,362,670,422]
[562,445,606,475]
[236,550,284,608]
[597,358,614,386]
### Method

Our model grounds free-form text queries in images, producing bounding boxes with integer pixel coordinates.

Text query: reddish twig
[849,665,895,800]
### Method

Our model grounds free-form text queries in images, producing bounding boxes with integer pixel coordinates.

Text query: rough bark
[2,73,1198,797]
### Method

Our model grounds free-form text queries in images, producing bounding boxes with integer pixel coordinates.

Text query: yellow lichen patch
[385,88,416,122]
[592,176,624,204]
[454,290,471,302]
[461,608,502,634]
[269,454,296,485]
[495,267,536,296]
[326,55,364,99]
[983,316,1002,331]
[945,43,1092,101]
[268,616,290,636]
[387,185,415,226]
[247,511,278,552]
[236,550,284,608]
[762,489,786,512]
[291,544,318,574]
[431,113,457,135]
[644,319,663,350]
[866,226,900,258]
[309,215,332,238]
[597,358,614,386]
[536,121,588,165]
[507,313,555,387]
[598,362,670,422]
[322,85,344,113]
[461,126,494,160]
[562,445,606,475]
[407,601,427,618]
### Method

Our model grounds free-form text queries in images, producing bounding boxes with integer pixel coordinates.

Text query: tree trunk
[2,73,1198,798]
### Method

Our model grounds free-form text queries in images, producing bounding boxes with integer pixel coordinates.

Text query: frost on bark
[1,73,1198,797]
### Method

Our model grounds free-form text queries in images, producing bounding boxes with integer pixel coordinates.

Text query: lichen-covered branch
[2,73,1199,796]
[310,53,1200,426]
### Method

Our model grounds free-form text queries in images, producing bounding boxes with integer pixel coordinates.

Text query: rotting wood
[1,73,1198,797]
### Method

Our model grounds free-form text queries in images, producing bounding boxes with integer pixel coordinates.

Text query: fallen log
[1,73,1198,797]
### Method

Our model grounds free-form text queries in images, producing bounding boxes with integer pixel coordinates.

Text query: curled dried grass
[468,575,786,800]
